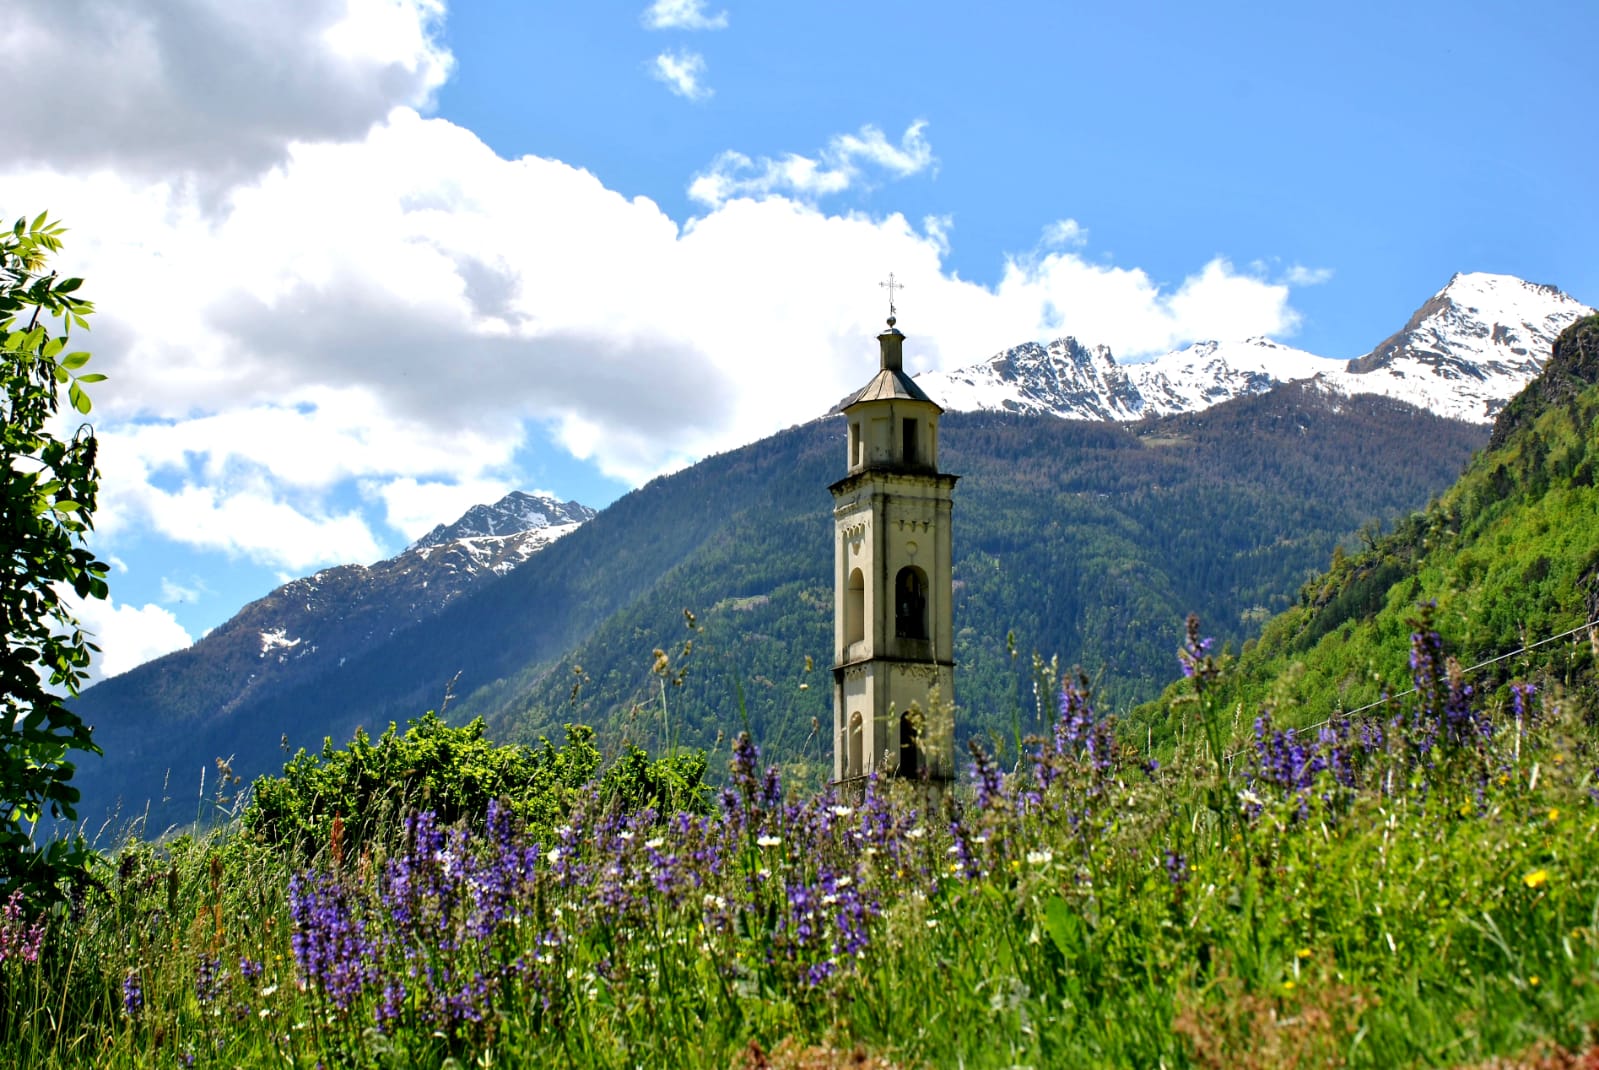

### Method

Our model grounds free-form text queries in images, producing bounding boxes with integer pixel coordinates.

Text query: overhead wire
[1216,614,1599,765]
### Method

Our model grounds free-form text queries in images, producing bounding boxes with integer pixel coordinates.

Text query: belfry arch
[894,566,928,640]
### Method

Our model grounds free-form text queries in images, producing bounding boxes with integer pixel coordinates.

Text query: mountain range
[69,273,1589,832]
[920,273,1593,424]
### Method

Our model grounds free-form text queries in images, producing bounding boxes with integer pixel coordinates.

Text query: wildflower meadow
[4,617,1598,1069]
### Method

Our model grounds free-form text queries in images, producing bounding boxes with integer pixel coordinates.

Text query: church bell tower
[831,299,957,786]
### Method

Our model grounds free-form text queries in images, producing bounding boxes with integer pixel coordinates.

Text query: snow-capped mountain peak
[1327,272,1594,420]
[914,273,1593,425]
[410,491,596,553]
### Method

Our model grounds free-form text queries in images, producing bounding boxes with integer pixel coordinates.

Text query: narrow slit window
[902,418,918,465]
[898,712,921,778]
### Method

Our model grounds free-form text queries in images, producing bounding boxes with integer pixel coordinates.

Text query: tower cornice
[829,469,959,497]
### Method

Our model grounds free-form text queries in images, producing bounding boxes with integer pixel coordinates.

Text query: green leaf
[30,210,47,232]
[61,351,90,370]
[1042,894,1080,959]
[75,372,106,384]
[68,383,90,414]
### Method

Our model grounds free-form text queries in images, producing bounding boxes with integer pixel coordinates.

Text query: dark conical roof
[837,321,942,411]
[838,367,939,408]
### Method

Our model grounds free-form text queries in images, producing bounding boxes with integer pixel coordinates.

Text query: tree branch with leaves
[0,212,110,903]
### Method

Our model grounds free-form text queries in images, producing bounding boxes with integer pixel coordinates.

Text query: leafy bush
[242,713,604,859]
[243,712,715,862]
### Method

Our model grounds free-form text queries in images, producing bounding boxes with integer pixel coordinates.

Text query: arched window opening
[895,566,928,640]
[898,712,921,779]
[845,568,865,646]
[848,712,864,778]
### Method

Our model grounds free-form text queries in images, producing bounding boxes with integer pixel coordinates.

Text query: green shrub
[242,713,603,859]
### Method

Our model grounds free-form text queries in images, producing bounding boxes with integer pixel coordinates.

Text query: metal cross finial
[879,272,904,325]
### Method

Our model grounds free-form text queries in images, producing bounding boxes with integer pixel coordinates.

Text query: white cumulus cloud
[71,597,193,685]
[0,0,450,190]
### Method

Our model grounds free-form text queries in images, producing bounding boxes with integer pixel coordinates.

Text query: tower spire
[878,272,904,327]
[877,273,906,372]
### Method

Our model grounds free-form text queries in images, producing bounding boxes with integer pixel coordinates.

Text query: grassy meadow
[3,618,1598,1069]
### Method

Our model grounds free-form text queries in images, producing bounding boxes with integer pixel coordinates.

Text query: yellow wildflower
[1297,948,1312,960]
[1523,869,1549,889]
[1548,808,1560,822]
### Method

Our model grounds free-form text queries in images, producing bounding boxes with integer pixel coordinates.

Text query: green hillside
[1132,314,1599,744]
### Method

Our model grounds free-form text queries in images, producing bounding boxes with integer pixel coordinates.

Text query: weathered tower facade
[831,314,957,786]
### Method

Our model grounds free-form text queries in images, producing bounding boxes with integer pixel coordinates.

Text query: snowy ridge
[410,491,596,552]
[1324,273,1594,421]
[916,273,1593,425]
[444,520,587,575]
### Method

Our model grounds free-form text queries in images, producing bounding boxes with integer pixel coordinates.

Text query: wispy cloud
[643,0,729,31]
[1285,264,1335,286]
[651,50,713,101]
[689,121,935,207]
[160,577,204,603]
[1041,219,1089,249]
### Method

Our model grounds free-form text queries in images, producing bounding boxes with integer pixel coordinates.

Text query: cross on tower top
[879,272,904,326]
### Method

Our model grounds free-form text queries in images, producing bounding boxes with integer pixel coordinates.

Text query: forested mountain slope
[472,383,1486,779]
[75,384,1486,828]
[1131,314,1599,744]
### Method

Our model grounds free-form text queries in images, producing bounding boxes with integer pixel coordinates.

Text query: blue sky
[2,0,1594,681]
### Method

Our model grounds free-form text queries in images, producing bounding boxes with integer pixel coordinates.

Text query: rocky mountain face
[1328,274,1594,421]
[919,273,1594,424]
[238,492,594,688]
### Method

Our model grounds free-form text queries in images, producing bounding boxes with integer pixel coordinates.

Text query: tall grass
[3,619,1597,1068]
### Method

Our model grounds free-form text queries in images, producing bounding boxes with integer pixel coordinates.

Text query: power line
[1218,615,1599,763]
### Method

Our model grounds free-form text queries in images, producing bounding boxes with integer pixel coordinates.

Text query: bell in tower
[830,292,957,790]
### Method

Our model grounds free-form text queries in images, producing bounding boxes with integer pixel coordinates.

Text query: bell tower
[831,302,957,787]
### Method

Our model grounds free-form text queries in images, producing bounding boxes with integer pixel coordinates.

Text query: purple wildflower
[122,972,143,1017]
[195,956,223,1005]
[1164,850,1189,885]
[0,892,44,965]
[289,872,376,1014]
